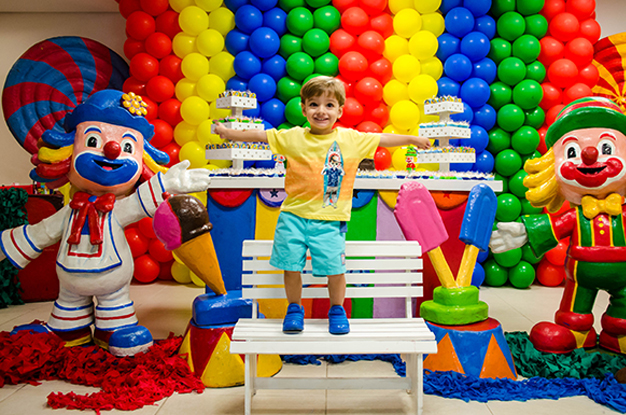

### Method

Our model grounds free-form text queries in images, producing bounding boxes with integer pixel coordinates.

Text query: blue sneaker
[282,303,304,333]
[328,305,350,335]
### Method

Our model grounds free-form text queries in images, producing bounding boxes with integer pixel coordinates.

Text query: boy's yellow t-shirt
[266,127,380,221]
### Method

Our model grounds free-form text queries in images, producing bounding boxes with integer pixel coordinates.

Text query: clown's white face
[68,121,145,197]
[553,127,626,204]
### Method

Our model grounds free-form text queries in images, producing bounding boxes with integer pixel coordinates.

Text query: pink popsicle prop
[394,182,457,288]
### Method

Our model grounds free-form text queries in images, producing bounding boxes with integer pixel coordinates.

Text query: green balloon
[488,38,512,64]
[285,96,307,125]
[509,260,536,288]
[518,0,545,15]
[520,198,543,215]
[491,0,516,18]
[483,259,509,286]
[498,57,527,86]
[493,246,522,268]
[313,5,341,34]
[314,52,339,76]
[524,106,545,129]
[305,0,331,7]
[303,121,311,128]
[512,35,540,64]
[525,14,549,38]
[286,51,314,80]
[497,12,526,41]
[488,128,511,154]
[280,34,302,58]
[497,104,525,132]
[513,79,542,109]
[279,0,306,12]
[521,150,541,165]
[276,77,302,103]
[494,173,509,194]
[302,28,330,57]
[278,122,295,130]
[489,82,512,109]
[496,192,522,221]
[287,7,314,37]
[508,169,528,198]
[526,60,546,83]
[495,149,523,177]
[512,126,540,155]
[304,73,324,84]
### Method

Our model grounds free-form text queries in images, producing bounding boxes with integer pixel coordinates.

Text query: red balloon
[160,55,184,83]
[548,58,578,89]
[156,11,182,39]
[370,13,394,38]
[545,238,569,266]
[125,227,149,257]
[158,259,174,280]
[150,119,174,148]
[368,57,392,84]
[158,98,183,126]
[335,75,354,97]
[340,97,365,126]
[142,96,158,121]
[124,38,145,60]
[562,82,592,105]
[541,0,566,21]
[123,76,147,96]
[549,12,580,42]
[119,0,141,19]
[538,36,564,67]
[374,146,392,170]
[145,32,172,59]
[365,102,389,127]
[126,10,156,41]
[540,82,562,110]
[130,52,159,81]
[545,104,565,126]
[149,238,174,263]
[341,7,370,36]
[564,37,593,68]
[333,0,359,14]
[565,0,595,20]
[133,254,160,283]
[137,217,156,239]
[358,0,386,16]
[338,51,368,81]
[577,63,599,88]
[537,126,548,154]
[357,30,385,61]
[579,18,601,44]
[162,142,181,167]
[536,258,566,287]
[354,77,383,106]
[329,29,356,58]
[146,75,175,102]
[140,0,169,16]
[357,121,382,134]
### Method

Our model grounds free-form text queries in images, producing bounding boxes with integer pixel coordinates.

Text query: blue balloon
[262,120,274,130]
[460,77,490,108]
[477,249,489,263]
[234,51,262,80]
[255,159,276,168]
[440,0,462,14]
[463,0,491,17]
[449,138,461,146]
[445,7,475,38]
[473,104,496,130]
[225,30,250,55]
[235,5,263,35]
[248,73,277,102]
[243,105,261,117]
[262,55,287,82]
[261,98,286,127]
[472,57,497,83]
[437,77,461,97]
[451,162,473,172]
[467,125,489,153]
[437,33,460,62]
[444,53,472,82]
[251,0,277,11]
[474,15,496,39]
[451,102,474,123]
[460,31,490,62]
[249,27,280,58]
[263,8,288,36]
[474,150,494,173]
[224,0,249,11]
[226,76,248,91]
[244,160,256,168]
[471,262,485,287]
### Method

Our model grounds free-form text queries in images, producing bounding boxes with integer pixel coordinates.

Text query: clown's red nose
[581,146,598,165]
[103,141,121,160]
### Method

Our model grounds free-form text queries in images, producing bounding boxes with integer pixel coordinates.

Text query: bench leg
[244,353,256,415]
[405,353,422,415]
[417,354,423,415]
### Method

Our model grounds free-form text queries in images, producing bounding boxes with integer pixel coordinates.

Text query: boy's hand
[213,122,231,140]
[414,136,431,150]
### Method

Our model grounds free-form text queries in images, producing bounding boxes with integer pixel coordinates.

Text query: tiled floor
[0,281,615,415]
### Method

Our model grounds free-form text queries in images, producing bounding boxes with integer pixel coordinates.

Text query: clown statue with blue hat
[0,90,211,357]
[491,96,626,355]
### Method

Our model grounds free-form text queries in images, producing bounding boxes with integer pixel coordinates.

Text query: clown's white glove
[489,222,528,254]
[162,160,211,194]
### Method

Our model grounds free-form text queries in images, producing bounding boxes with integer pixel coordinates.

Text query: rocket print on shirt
[321,141,344,208]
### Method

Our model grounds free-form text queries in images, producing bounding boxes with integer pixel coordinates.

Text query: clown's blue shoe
[94,325,153,357]
[11,322,92,347]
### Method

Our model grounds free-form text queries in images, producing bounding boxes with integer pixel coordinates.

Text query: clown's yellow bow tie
[581,193,623,219]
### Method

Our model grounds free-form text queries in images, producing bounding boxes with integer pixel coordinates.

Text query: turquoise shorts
[270,211,347,277]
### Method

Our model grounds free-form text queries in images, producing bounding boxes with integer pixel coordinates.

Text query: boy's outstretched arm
[213,123,269,142]
[379,133,431,149]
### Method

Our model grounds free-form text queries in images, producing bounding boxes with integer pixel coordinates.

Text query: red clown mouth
[560,158,624,187]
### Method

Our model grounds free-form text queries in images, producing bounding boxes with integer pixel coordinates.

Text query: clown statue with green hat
[490,96,626,355]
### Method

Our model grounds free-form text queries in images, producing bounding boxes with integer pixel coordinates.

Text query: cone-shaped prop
[175,232,226,295]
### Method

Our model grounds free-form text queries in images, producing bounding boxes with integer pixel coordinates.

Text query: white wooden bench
[230,240,437,415]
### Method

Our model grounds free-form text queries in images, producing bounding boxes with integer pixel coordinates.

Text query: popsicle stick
[456,245,479,287]
[427,248,457,288]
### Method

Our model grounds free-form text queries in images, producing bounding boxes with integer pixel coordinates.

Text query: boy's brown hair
[300,76,346,106]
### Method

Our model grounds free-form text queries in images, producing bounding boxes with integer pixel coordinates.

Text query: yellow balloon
[420,162,440,171]
[383,125,410,155]
[210,51,236,81]
[174,121,198,146]
[190,271,206,287]
[414,0,441,14]
[173,251,183,264]
[208,159,232,168]
[409,31,439,60]
[171,262,192,284]
[175,78,197,101]
[189,191,208,206]
[420,57,443,79]
[196,0,223,12]
[393,9,422,39]
[422,12,445,37]
[383,35,409,63]
[180,141,208,168]
[203,163,221,170]
[170,0,195,13]
[181,53,209,81]
[179,6,209,36]
[197,119,213,145]
[391,146,409,170]
[392,55,421,83]
[197,28,225,57]
[408,74,438,105]
[197,73,225,102]
[181,96,210,125]
[420,104,439,124]
[382,79,409,106]
[209,7,235,36]
[389,0,414,14]
[210,100,230,119]
[172,32,198,58]
[390,100,420,131]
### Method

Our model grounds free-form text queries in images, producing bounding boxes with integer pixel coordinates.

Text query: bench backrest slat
[243,286,424,299]
[243,258,423,272]
[242,240,422,257]
[242,272,422,285]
